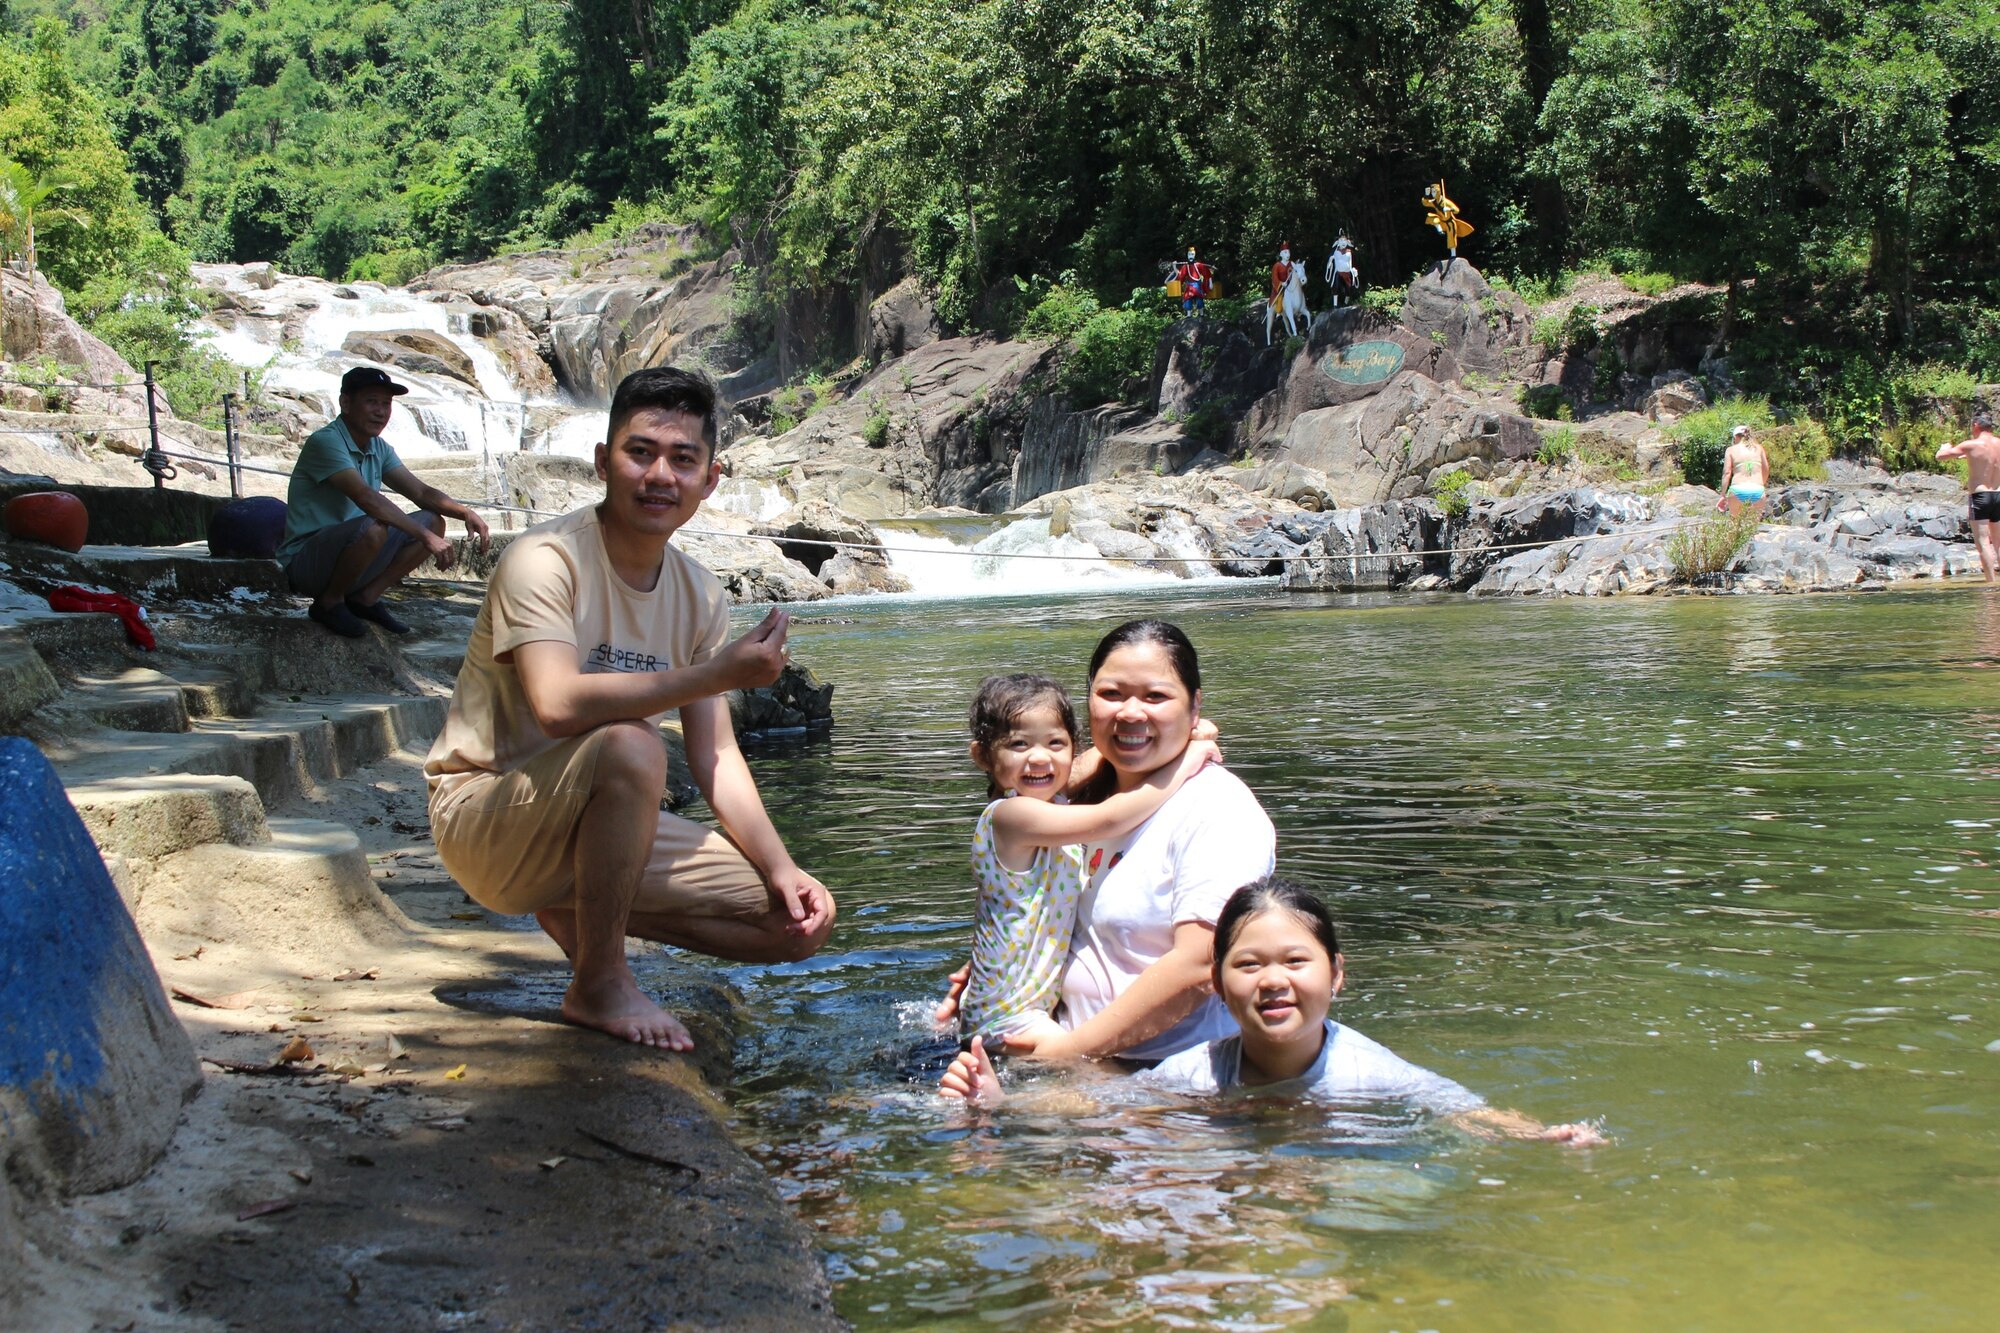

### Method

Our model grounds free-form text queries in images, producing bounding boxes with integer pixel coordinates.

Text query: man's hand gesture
[715,608,791,691]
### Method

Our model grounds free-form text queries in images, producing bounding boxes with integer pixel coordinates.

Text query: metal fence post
[142,361,165,490]
[222,392,242,498]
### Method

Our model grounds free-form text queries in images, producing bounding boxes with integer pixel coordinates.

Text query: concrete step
[1,537,290,603]
[56,667,192,733]
[0,631,59,729]
[67,773,270,864]
[50,694,447,812]
[135,816,415,961]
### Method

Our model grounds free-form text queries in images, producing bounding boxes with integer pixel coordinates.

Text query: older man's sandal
[346,598,412,635]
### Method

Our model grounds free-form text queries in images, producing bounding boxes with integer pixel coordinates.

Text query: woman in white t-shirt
[938,619,1277,1064]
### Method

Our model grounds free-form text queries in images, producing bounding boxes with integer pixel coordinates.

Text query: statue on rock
[1325,234,1359,308]
[1265,243,1309,345]
[1166,246,1216,317]
[1422,181,1474,262]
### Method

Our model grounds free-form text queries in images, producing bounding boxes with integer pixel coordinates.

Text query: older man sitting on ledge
[279,365,491,637]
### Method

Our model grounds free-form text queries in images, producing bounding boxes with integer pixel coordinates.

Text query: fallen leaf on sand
[276,1037,315,1064]
[443,1063,468,1081]
[538,1157,567,1171]
[449,911,483,920]
[386,1035,409,1061]
[426,1116,469,1131]
[235,1199,295,1221]
[333,968,380,982]
[288,1169,312,1185]
[169,986,258,1010]
[330,1061,367,1077]
[173,946,205,961]
[292,1013,325,1023]
[202,1056,311,1078]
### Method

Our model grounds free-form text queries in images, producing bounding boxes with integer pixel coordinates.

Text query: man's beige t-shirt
[424,504,730,792]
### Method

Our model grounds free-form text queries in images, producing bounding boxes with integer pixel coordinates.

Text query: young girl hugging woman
[946,875,1606,1146]
[959,674,1219,1043]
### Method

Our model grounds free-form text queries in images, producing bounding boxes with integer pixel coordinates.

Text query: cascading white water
[192,264,543,461]
[541,411,609,459]
[874,516,1203,599]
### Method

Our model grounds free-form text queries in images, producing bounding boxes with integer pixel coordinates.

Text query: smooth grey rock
[865,278,944,364]
[1399,261,1530,375]
[1281,499,1441,591]
[1640,371,1706,422]
[1731,528,1871,592]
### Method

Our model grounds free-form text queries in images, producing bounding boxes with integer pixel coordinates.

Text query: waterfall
[191,264,535,459]
[874,516,1200,599]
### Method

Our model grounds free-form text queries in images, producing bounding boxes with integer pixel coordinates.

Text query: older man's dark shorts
[284,513,425,598]
[1971,490,2000,523]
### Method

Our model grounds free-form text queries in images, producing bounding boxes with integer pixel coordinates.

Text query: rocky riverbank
[0,538,839,1330]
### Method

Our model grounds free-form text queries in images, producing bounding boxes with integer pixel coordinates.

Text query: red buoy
[2,491,88,553]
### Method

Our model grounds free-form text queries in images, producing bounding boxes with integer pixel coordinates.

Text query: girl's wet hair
[1087,619,1201,693]
[1212,876,1341,972]
[969,674,1079,796]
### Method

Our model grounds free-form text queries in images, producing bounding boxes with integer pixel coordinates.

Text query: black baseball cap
[341,365,409,396]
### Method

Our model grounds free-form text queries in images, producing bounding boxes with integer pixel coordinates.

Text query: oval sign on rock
[1319,340,1405,386]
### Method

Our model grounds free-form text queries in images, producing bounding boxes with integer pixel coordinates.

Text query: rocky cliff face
[415,224,761,406]
[0,271,151,418]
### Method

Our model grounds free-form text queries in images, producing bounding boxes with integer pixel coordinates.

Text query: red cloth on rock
[47,586,156,651]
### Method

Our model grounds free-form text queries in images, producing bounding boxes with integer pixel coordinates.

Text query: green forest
[1,0,1996,427]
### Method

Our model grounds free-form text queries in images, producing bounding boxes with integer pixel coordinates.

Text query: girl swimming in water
[957,673,1218,1041]
[944,875,1606,1145]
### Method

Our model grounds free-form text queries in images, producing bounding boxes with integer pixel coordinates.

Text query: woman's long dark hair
[1211,876,1341,981]
[1078,619,1202,803]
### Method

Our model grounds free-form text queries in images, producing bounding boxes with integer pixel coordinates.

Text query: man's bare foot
[535,908,579,959]
[560,973,693,1050]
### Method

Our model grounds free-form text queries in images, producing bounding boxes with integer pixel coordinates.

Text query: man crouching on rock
[423,366,835,1049]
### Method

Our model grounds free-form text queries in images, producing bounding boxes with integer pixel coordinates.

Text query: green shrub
[346,248,434,287]
[1665,509,1761,580]
[1433,467,1475,520]
[1535,425,1578,466]
[1764,420,1831,484]
[1670,397,1777,488]
[1877,419,1967,478]
[1894,363,1981,412]
[1510,272,1569,306]
[1361,283,1407,316]
[1184,401,1234,450]
[1518,383,1572,420]
[1619,271,1678,298]
[861,408,892,449]
[1020,280,1102,342]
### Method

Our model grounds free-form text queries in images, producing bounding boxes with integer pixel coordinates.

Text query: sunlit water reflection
[663,583,2000,1330]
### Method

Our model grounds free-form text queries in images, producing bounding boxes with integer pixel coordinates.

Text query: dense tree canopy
[1,0,1995,399]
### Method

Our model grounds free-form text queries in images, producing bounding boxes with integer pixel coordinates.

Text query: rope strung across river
[142,445,1699,567]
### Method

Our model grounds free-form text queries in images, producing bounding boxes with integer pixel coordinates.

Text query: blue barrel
[207,496,289,560]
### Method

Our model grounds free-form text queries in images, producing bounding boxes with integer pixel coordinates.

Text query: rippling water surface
[696,584,2000,1330]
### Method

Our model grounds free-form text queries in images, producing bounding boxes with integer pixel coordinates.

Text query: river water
[696,582,2000,1330]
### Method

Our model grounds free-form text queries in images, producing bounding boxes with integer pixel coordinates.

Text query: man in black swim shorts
[1937,414,2000,582]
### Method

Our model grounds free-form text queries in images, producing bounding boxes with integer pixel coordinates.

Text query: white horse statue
[1265,261,1309,345]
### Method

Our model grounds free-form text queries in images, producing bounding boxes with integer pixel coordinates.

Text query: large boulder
[0,271,150,417]
[0,739,201,1199]
[341,328,480,387]
[1271,371,1541,507]
[865,278,944,364]
[1470,524,1687,597]
[1280,499,1443,591]
[1399,261,1531,376]
[1446,488,1656,584]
